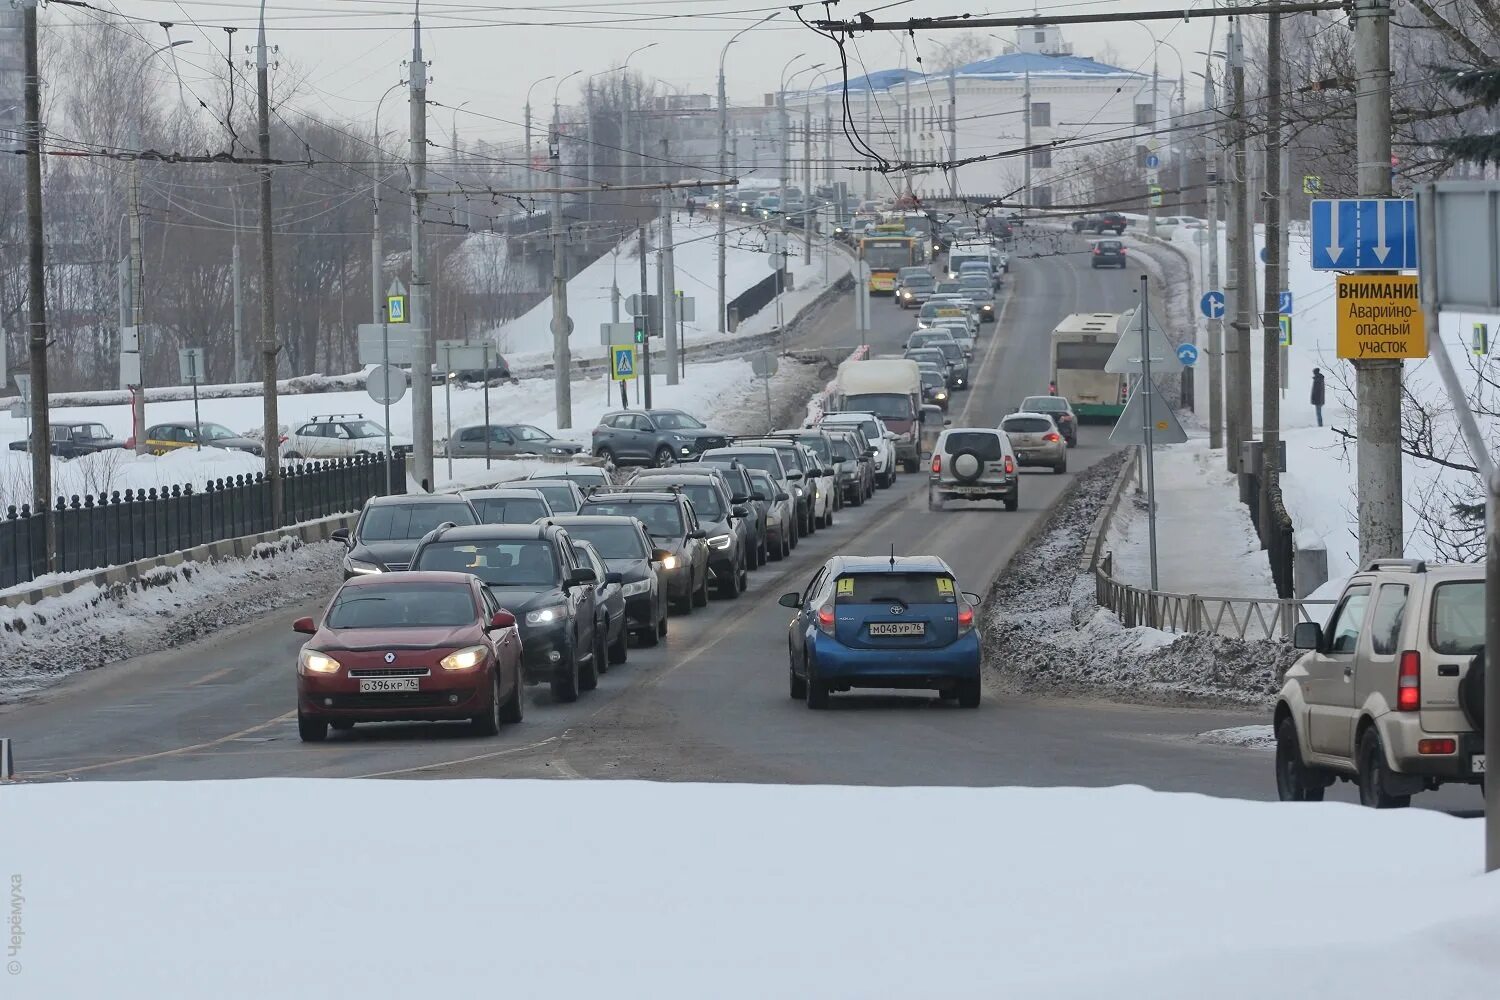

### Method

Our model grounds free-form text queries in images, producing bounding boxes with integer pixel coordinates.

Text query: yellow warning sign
[935,578,954,595]
[1154,420,1169,432]
[836,577,855,596]
[1334,275,1426,360]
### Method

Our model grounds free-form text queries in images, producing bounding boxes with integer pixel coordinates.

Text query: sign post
[178,348,207,449]
[751,350,779,433]
[483,342,494,471]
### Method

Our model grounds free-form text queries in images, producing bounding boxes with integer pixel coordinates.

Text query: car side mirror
[775,491,790,502]
[821,468,836,478]
[751,491,767,501]
[690,529,708,540]
[330,527,350,544]
[605,571,624,585]
[292,616,316,635]
[731,505,751,519]
[569,568,598,587]
[785,471,803,480]
[944,419,953,426]
[732,494,751,504]
[962,591,981,605]
[651,547,673,562]
[1292,621,1323,650]
[777,592,801,609]
[488,610,517,630]
[864,449,876,458]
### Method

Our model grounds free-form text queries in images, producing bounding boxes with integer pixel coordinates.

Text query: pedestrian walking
[686,197,696,219]
[1311,368,1326,427]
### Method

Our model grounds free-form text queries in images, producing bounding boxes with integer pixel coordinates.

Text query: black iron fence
[727,269,786,329]
[0,452,403,591]
[1244,469,1296,599]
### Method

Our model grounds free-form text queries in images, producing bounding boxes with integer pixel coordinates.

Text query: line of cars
[926,395,1080,511]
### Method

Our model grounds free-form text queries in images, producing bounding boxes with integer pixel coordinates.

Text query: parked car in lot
[548,514,670,646]
[291,571,524,741]
[999,412,1068,473]
[1018,395,1078,447]
[461,487,554,525]
[284,413,412,460]
[142,421,262,456]
[578,491,711,613]
[1275,560,1487,807]
[591,409,729,467]
[410,522,602,703]
[928,427,1019,511]
[334,493,480,577]
[1090,238,1127,269]
[572,539,628,668]
[613,475,751,598]
[10,421,125,459]
[779,555,984,708]
[445,423,583,459]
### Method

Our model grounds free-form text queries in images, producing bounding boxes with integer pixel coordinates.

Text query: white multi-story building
[779,26,1175,211]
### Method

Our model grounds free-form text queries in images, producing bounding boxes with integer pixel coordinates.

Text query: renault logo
[384,652,396,664]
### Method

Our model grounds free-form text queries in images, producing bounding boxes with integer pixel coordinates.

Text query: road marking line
[186,667,234,687]
[348,735,562,779]
[28,711,296,779]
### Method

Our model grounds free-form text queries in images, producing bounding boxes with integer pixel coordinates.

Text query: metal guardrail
[1094,551,1333,642]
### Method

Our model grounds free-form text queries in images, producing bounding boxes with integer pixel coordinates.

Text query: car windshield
[965,288,995,301]
[326,584,475,629]
[904,274,934,288]
[833,572,958,606]
[1430,581,1484,654]
[921,372,945,389]
[830,438,858,461]
[935,282,962,294]
[705,453,783,479]
[790,436,830,461]
[652,412,705,430]
[582,501,685,538]
[414,540,560,587]
[746,471,776,496]
[470,497,550,524]
[526,484,580,513]
[845,393,912,421]
[679,484,724,520]
[198,423,237,440]
[564,524,647,560]
[1022,397,1069,413]
[344,420,386,439]
[83,424,114,439]
[358,502,477,541]
[1004,417,1054,434]
[828,419,879,444]
[513,426,552,441]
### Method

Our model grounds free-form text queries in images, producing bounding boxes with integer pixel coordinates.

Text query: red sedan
[292,571,524,741]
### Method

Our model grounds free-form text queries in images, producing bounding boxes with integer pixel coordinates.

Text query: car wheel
[693,568,710,607]
[1003,493,1019,512]
[805,656,831,710]
[550,639,581,703]
[1274,717,1325,802]
[1357,728,1411,808]
[658,610,669,638]
[718,556,742,598]
[789,665,807,700]
[472,670,504,736]
[596,446,615,466]
[580,631,603,692]
[670,580,693,615]
[654,445,675,467]
[297,709,328,743]
[782,528,792,558]
[638,614,661,647]
[955,677,981,708]
[608,623,629,664]
[739,559,749,591]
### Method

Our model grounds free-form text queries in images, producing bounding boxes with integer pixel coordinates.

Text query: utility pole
[1148,47,1160,237]
[638,223,652,409]
[129,132,147,453]
[408,12,434,486]
[1353,0,1402,562]
[948,67,958,201]
[1226,16,1253,476]
[255,2,282,520]
[550,110,573,429]
[21,0,51,553]
[716,59,729,333]
[1260,2,1284,534]
[802,105,813,263]
[620,74,632,188]
[660,140,679,386]
[1204,67,1224,451]
[779,87,790,261]
[584,80,594,223]
[1022,65,1032,209]
[863,88,873,202]
[231,192,244,382]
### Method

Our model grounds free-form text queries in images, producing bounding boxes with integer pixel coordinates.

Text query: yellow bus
[1049,312,1129,421]
[860,234,918,294]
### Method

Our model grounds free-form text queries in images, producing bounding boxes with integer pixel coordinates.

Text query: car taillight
[1397,650,1420,711]
[957,605,975,635]
[1004,456,1014,475]
[931,454,941,474]
[815,605,836,636]
[1092,246,1100,254]
[1044,432,1060,443]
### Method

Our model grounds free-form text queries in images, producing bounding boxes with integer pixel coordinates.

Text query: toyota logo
[890,606,904,615]
[384,652,396,664]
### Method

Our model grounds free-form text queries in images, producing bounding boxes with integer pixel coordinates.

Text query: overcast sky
[112,0,1220,149]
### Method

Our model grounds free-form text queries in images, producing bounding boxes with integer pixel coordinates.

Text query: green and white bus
[1049,312,1128,421]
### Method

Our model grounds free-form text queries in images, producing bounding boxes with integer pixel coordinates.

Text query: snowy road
[0,232,1478,813]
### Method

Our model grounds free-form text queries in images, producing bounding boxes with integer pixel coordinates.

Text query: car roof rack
[310,412,365,422]
[1361,558,1428,573]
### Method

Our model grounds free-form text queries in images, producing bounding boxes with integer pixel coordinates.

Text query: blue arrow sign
[1310,198,1418,271]
[1200,291,1226,319]
[1176,343,1200,367]
[1145,153,1160,170]
[1278,291,1293,315]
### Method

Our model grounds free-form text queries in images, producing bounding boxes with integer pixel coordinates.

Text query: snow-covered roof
[824,68,925,92]
[954,51,1143,79]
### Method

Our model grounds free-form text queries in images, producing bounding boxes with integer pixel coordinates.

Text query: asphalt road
[2,229,1481,814]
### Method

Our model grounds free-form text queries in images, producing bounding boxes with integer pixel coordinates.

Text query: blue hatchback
[778,555,983,709]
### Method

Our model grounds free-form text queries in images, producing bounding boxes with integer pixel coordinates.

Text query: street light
[128,38,192,454]
[372,80,405,324]
[619,42,658,188]
[777,53,806,235]
[718,12,779,333]
[525,74,556,195]
[553,69,583,182]
[1133,23,1166,235]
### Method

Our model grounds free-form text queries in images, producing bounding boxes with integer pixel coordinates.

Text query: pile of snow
[1,780,1495,998]
[0,445,264,511]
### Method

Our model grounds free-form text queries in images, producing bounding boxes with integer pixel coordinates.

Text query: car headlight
[707,532,733,550]
[935,391,948,401]
[298,649,341,675]
[793,485,804,498]
[439,645,487,671]
[343,556,382,575]
[525,605,567,626]
[621,578,652,596]
[549,446,568,454]
[659,554,679,570]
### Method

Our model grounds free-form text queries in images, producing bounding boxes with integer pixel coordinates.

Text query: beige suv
[928,427,1018,511]
[1274,560,1485,807]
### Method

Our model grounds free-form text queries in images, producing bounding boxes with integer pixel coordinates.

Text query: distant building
[0,7,22,162]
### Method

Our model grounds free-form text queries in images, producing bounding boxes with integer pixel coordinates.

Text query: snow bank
[1,779,1494,999]
[0,445,264,511]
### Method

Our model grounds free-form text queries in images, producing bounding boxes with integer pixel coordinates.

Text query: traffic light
[632,314,647,344]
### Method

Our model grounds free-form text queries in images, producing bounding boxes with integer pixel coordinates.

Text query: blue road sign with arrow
[1310,198,1418,271]
[1200,291,1226,319]
[1145,153,1160,170]
[1176,343,1199,367]
[1279,291,1293,315]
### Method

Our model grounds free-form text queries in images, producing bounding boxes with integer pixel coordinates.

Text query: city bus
[860,232,918,294]
[1049,312,1129,421]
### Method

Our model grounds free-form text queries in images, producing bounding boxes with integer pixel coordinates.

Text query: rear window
[580,500,684,538]
[703,453,784,479]
[1004,417,1054,434]
[1430,581,1484,655]
[904,274,934,287]
[833,572,958,605]
[1022,397,1068,412]
[1097,241,1123,251]
[327,584,475,629]
[564,523,648,560]
[358,502,476,541]
[528,484,580,513]
[943,432,1005,459]
[471,497,550,524]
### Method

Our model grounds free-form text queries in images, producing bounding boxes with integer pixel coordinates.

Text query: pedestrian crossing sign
[386,294,408,323]
[611,346,637,382]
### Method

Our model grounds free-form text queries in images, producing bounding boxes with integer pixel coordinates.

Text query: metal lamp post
[525,74,556,201]
[717,12,779,333]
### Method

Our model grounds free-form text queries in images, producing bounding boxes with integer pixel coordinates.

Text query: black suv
[1072,212,1127,235]
[591,409,729,467]
[618,474,752,597]
[334,494,480,577]
[410,522,602,703]
[578,491,711,613]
